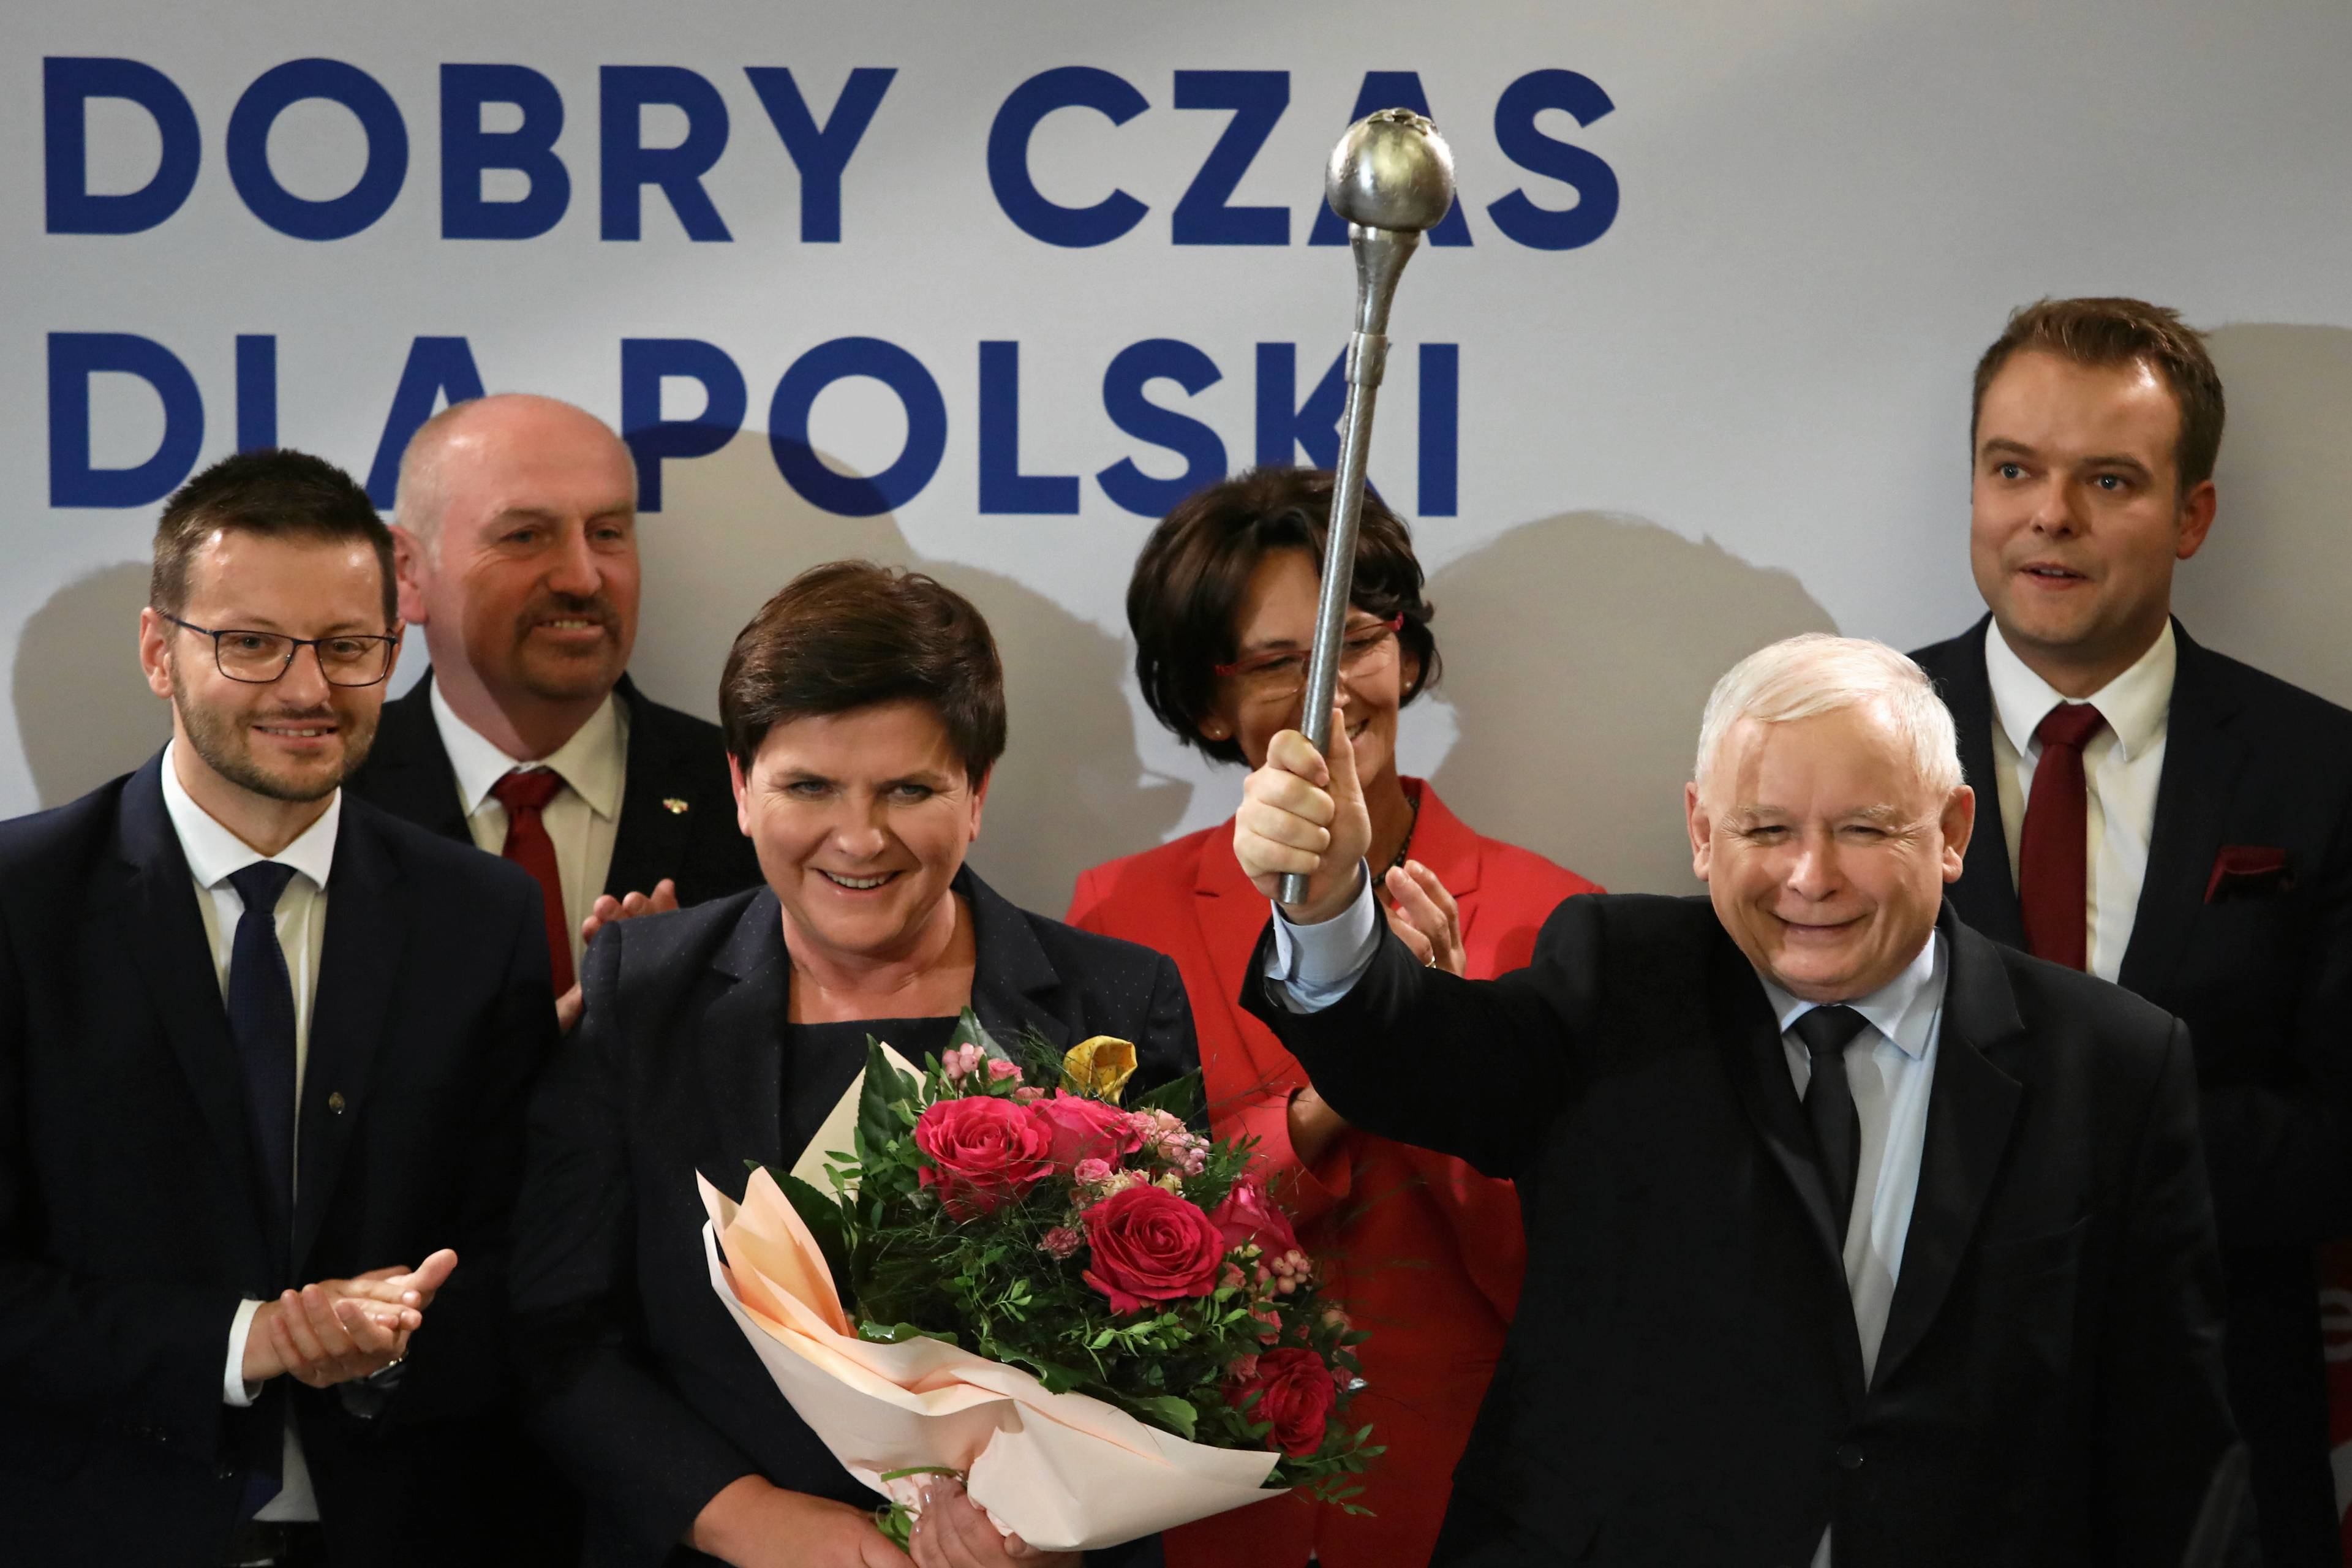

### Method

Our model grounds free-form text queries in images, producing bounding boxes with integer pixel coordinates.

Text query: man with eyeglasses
[0,448,558,1566]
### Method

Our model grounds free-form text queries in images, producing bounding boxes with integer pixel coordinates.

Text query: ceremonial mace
[1280,108,1457,907]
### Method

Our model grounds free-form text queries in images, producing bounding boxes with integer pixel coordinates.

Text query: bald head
[395,394,635,547]
[390,393,642,759]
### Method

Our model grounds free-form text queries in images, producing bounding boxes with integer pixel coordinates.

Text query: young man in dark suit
[0,450,559,1566]
[1910,296,2352,1567]
[345,394,760,1025]
[1234,633,2254,1566]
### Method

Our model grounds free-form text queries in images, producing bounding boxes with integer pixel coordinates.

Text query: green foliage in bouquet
[766,1009,1380,1513]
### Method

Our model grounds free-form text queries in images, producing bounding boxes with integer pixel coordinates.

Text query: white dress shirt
[1983,620,2176,981]
[161,742,336,1525]
[1269,874,1950,1567]
[430,680,628,974]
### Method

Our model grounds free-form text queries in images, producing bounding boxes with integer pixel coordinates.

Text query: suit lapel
[604,676,698,900]
[1926,621,2029,949]
[293,804,404,1274]
[1872,913,2024,1390]
[699,890,791,1180]
[962,868,1075,1056]
[2119,626,2245,997]
[1708,937,1866,1399]
[111,758,271,1265]
[360,674,473,845]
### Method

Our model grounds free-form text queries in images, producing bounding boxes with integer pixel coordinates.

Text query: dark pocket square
[2206,845,2292,902]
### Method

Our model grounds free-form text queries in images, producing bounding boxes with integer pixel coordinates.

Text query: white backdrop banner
[8,0,2352,914]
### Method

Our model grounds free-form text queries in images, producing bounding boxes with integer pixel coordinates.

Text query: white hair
[1693,633,1962,801]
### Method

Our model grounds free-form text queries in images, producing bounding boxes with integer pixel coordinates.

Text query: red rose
[1080,1184,1227,1314]
[1206,1178,1300,1260]
[1227,1346,1337,1457]
[914,1097,1054,1216]
[1033,1091,1144,1171]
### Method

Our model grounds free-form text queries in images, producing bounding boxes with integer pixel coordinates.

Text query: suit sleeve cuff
[1266,863,1379,1012]
[224,1299,263,1407]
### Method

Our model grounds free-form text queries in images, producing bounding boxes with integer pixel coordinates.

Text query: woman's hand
[690,1477,908,1567]
[1287,1085,1351,1170]
[1381,859,1465,976]
[909,1479,1077,1568]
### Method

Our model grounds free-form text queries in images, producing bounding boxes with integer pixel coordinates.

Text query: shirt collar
[429,679,625,820]
[1983,617,2176,764]
[1758,928,1945,1061]
[157,739,341,892]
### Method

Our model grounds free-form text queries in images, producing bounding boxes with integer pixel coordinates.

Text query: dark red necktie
[491,767,573,994]
[2018,703,2107,971]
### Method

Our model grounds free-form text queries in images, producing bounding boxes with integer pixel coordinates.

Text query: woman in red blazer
[1068,469,1599,1568]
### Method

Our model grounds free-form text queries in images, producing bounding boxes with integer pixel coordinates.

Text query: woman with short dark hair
[1070,469,1599,1568]
[513,561,1194,1568]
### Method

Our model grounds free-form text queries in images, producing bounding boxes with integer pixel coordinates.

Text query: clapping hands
[241,1248,458,1388]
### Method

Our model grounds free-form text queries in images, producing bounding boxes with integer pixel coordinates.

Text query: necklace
[1384,788,1422,875]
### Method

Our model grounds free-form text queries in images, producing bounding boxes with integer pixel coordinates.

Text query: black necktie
[1793,1004,1869,1239]
[226,862,299,1283]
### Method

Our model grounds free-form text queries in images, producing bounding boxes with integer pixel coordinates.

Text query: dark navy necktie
[227,861,300,1283]
[1793,1004,1870,1240]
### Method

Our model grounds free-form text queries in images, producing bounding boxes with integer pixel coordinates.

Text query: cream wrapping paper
[699,1165,1285,1551]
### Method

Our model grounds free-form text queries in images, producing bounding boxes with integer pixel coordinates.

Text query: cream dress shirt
[428,680,628,976]
[1982,620,2176,981]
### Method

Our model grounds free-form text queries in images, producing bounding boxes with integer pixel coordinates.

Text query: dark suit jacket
[347,671,763,909]
[0,754,558,1566]
[1915,615,2352,1566]
[1246,894,2252,1567]
[509,869,1199,1567]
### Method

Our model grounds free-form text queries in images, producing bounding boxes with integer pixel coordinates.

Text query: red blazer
[1069,780,1599,1568]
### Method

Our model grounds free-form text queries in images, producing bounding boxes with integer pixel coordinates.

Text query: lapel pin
[662,797,690,815]
[326,1091,347,1115]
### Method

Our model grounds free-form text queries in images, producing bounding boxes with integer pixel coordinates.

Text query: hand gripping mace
[1279,108,1458,907]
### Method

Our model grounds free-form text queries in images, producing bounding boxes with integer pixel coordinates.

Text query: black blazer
[347,671,763,909]
[0,754,558,1566]
[509,869,1199,1567]
[1245,894,2253,1567]
[1915,615,2352,1566]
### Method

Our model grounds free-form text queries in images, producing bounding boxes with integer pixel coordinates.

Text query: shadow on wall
[2173,323,2352,712]
[627,431,1186,916]
[1425,511,1837,896]
[14,562,173,806]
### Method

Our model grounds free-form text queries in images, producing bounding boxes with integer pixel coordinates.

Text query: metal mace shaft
[1280,222,1423,908]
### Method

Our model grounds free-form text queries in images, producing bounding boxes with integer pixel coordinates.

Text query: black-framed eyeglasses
[154,610,399,688]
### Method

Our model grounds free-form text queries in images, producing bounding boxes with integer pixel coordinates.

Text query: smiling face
[1970,349,2216,693]
[141,530,394,805]
[1686,703,1973,1003]
[1203,547,1419,782]
[398,398,639,717]
[732,698,989,970]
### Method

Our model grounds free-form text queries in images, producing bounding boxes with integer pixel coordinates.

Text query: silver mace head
[1324,107,1457,233]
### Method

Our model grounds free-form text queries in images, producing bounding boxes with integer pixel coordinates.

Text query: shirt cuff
[1265,862,1379,1013]
[224,1298,264,1407]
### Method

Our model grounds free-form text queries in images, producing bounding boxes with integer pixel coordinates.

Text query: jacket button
[1834,1442,1865,1471]
[326,1091,347,1115]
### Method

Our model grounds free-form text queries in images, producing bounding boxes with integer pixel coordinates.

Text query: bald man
[347,396,760,1008]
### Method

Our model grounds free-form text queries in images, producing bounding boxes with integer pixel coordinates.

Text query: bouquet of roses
[697,1011,1377,1551]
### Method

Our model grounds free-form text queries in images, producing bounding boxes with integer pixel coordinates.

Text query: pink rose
[1080,1184,1227,1314]
[1207,1178,1301,1260]
[1227,1347,1337,1457]
[1073,1158,1112,1186]
[914,1097,1054,1217]
[1039,1226,1083,1259]
[986,1059,1023,1082]
[1035,1091,1144,1171]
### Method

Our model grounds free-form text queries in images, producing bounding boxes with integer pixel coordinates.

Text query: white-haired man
[346,394,759,1020]
[1233,634,2253,1566]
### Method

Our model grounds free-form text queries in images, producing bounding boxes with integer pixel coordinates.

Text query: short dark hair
[1128,467,1439,766]
[721,561,1008,782]
[151,448,396,624]
[1972,296,2227,496]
